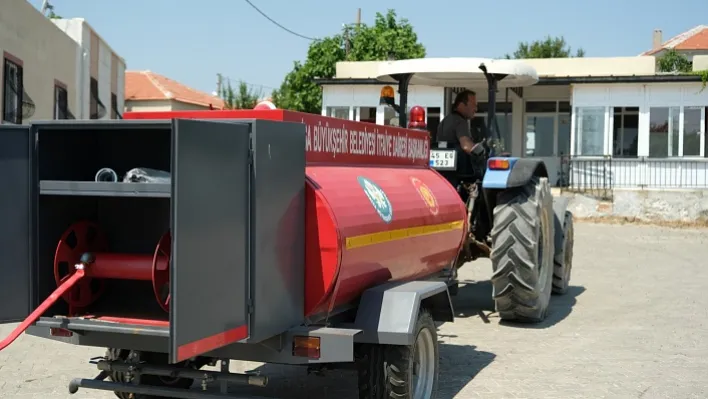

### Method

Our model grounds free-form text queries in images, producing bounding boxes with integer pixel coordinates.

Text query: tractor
[375,58,574,322]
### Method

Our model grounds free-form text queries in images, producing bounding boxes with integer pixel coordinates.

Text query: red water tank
[123,109,468,320]
[303,166,466,317]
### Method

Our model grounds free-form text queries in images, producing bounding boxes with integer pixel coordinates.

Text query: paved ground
[2,222,708,399]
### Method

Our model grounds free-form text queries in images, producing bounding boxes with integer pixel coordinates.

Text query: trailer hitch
[0,263,87,352]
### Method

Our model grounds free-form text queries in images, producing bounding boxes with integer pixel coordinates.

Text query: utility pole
[345,9,361,58]
[344,24,350,57]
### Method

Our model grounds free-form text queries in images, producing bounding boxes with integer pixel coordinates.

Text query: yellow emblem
[410,177,439,215]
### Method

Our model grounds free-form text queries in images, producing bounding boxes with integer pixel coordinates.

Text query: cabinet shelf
[39,181,171,198]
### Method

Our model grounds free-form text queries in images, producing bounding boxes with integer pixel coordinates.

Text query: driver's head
[453,90,477,119]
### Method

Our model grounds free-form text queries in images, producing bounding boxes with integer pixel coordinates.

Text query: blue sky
[31,0,707,96]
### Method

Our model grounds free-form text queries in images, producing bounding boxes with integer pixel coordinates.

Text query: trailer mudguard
[482,157,549,190]
[351,280,453,346]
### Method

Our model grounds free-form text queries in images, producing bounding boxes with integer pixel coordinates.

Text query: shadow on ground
[203,342,494,399]
[452,279,586,329]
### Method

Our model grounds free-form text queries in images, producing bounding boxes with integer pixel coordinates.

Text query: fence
[559,156,708,200]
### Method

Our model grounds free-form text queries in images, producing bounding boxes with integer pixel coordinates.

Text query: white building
[317,26,708,190]
[51,18,126,119]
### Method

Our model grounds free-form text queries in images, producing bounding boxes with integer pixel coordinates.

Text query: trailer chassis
[18,278,453,398]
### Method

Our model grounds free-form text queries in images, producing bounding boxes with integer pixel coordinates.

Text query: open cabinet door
[0,125,34,324]
[169,119,251,363]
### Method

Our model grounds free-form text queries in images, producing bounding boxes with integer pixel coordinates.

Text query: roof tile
[642,25,708,55]
[125,71,225,109]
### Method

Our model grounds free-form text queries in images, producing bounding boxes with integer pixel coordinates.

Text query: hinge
[247,299,254,315]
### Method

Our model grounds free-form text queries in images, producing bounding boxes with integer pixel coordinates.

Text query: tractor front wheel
[490,176,554,323]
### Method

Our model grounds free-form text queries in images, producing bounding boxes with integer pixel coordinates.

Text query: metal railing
[559,156,708,200]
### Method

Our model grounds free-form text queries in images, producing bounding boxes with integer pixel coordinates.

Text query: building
[124,70,225,112]
[641,26,708,61]
[51,18,126,119]
[316,26,708,193]
[1,0,79,124]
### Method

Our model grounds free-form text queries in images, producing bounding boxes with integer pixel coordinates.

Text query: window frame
[610,106,640,158]
[572,106,608,157]
[648,106,705,158]
[2,52,24,124]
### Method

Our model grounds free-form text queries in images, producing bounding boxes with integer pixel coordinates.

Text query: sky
[31,0,708,97]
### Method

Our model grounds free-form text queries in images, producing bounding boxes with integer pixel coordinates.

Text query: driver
[436,90,484,156]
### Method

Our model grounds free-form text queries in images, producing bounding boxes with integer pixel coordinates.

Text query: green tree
[272,9,426,113]
[220,80,262,109]
[505,35,585,59]
[656,49,692,73]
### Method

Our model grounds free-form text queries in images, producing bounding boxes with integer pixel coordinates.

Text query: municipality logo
[357,176,393,223]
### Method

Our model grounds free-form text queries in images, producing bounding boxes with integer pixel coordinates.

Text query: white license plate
[429,149,457,171]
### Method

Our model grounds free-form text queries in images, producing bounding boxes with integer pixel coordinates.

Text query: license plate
[429,149,457,171]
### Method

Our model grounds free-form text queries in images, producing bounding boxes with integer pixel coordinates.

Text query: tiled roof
[642,25,708,55]
[125,70,225,109]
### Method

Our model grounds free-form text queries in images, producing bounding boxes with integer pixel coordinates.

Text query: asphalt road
[1,222,707,399]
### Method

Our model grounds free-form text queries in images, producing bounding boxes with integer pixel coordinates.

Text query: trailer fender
[482,157,549,190]
[351,280,453,346]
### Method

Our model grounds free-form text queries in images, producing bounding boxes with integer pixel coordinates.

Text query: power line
[217,74,277,95]
[243,0,318,41]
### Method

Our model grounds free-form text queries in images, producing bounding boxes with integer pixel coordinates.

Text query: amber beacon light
[379,85,396,106]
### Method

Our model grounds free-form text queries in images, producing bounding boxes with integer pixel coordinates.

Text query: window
[705,107,708,158]
[648,107,680,157]
[574,107,606,156]
[3,57,23,124]
[525,101,558,113]
[683,107,702,157]
[382,106,397,126]
[525,115,555,157]
[474,102,512,152]
[612,107,639,157]
[326,106,349,120]
[558,113,571,157]
[359,107,376,123]
[90,77,99,119]
[426,107,441,140]
[53,83,68,120]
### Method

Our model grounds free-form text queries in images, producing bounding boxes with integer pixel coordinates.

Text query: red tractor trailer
[0,111,464,398]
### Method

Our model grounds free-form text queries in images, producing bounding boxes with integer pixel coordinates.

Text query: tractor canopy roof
[375,57,539,88]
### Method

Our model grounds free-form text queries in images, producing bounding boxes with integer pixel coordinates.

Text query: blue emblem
[357,176,393,223]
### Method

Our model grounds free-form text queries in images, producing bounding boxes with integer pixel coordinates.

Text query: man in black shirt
[436,90,484,155]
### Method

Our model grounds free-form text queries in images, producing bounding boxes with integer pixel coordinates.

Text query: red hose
[0,268,86,352]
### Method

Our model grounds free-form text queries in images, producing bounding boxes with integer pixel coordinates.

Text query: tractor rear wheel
[356,309,439,399]
[552,210,574,294]
[490,176,554,323]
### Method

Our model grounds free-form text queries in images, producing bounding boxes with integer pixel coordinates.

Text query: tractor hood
[375,57,539,88]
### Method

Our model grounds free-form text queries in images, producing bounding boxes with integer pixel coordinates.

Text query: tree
[656,49,692,73]
[505,35,585,59]
[272,9,426,113]
[220,80,262,110]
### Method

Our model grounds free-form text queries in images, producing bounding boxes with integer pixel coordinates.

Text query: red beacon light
[408,105,426,130]
[254,100,277,110]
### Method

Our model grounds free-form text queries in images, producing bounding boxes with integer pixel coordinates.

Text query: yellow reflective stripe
[345,220,464,250]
